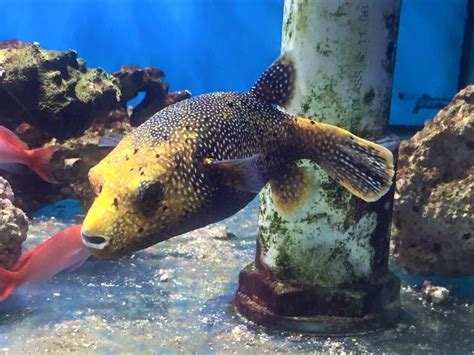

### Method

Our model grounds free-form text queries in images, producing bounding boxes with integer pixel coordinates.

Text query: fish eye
[137,181,165,212]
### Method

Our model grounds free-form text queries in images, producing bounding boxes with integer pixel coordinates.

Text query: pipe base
[234,263,400,335]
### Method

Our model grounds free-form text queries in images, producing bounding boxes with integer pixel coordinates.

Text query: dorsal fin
[249,53,296,108]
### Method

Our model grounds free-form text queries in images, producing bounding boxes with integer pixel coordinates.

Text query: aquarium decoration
[0,177,28,269]
[235,0,402,334]
[394,85,474,277]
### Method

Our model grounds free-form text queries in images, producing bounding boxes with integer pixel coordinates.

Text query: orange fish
[0,224,91,302]
[0,125,57,183]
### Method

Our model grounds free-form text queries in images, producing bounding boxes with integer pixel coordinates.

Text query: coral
[0,177,28,269]
[393,86,474,276]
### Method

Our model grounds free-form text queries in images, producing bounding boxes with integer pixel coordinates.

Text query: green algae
[319,177,367,233]
[315,41,333,57]
[294,0,309,33]
[274,241,297,280]
[363,88,375,105]
[0,44,121,136]
[282,0,295,43]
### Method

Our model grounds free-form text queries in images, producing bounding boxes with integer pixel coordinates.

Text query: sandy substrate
[0,199,472,353]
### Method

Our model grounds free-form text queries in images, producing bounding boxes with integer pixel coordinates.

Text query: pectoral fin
[270,165,316,220]
[204,154,266,193]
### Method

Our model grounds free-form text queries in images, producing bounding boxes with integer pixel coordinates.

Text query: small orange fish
[0,224,91,302]
[0,125,57,183]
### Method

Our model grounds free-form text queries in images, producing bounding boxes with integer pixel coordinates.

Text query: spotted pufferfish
[81,54,394,258]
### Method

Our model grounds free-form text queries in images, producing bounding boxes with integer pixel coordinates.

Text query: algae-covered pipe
[236,0,401,333]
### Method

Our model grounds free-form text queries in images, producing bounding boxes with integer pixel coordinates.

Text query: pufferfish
[81,54,394,258]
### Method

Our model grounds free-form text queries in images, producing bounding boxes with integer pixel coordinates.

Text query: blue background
[0,0,471,126]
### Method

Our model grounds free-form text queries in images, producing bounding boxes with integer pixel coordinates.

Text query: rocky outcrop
[5,123,133,212]
[0,177,28,269]
[0,40,190,212]
[112,65,190,126]
[0,41,122,143]
[393,86,474,276]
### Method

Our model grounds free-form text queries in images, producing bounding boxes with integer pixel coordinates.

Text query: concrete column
[235,0,401,334]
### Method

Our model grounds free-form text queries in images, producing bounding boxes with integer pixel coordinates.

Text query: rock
[112,65,191,126]
[5,123,133,212]
[0,177,14,201]
[0,40,190,212]
[206,225,237,240]
[0,177,28,269]
[157,269,171,282]
[0,40,122,143]
[421,281,450,304]
[393,86,474,276]
[159,274,170,282]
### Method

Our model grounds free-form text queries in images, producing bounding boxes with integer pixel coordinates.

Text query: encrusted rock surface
[0,177,14,201]
[6,122,133,213]
[112,65,191,126]
[393,86,474,276]
[0,40,189,212]
[0,41,122,143]
[0,177,28,269]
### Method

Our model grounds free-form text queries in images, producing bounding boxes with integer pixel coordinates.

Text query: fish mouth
[81,230,110,250]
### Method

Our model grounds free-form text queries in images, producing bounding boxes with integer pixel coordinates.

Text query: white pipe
[258,0,401,287]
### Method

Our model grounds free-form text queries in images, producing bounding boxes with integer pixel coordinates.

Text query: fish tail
[0,268,20,302]
[294,117,394,202]
[26,146,58,183]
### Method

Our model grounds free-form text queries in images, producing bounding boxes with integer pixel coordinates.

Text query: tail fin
[295,117,394,202]
[27,146,58,183]
[0,268,20,302]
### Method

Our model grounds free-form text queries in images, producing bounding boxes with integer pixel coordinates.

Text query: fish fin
[249,52,296,108]
[0,268,20,302]
[65,251,90,272]
[26,146,58,183]
[0,163,31,174]
[270,165,316,220]
[204,154,266,193]
[98,134,124,147]
[11,251,34,272]
[0,126,29,150]
[295,117,394,202]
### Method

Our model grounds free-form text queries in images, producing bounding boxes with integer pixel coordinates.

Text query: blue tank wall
[0,0,471,126]
[390,0,468,126]
[0,0,283,95]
